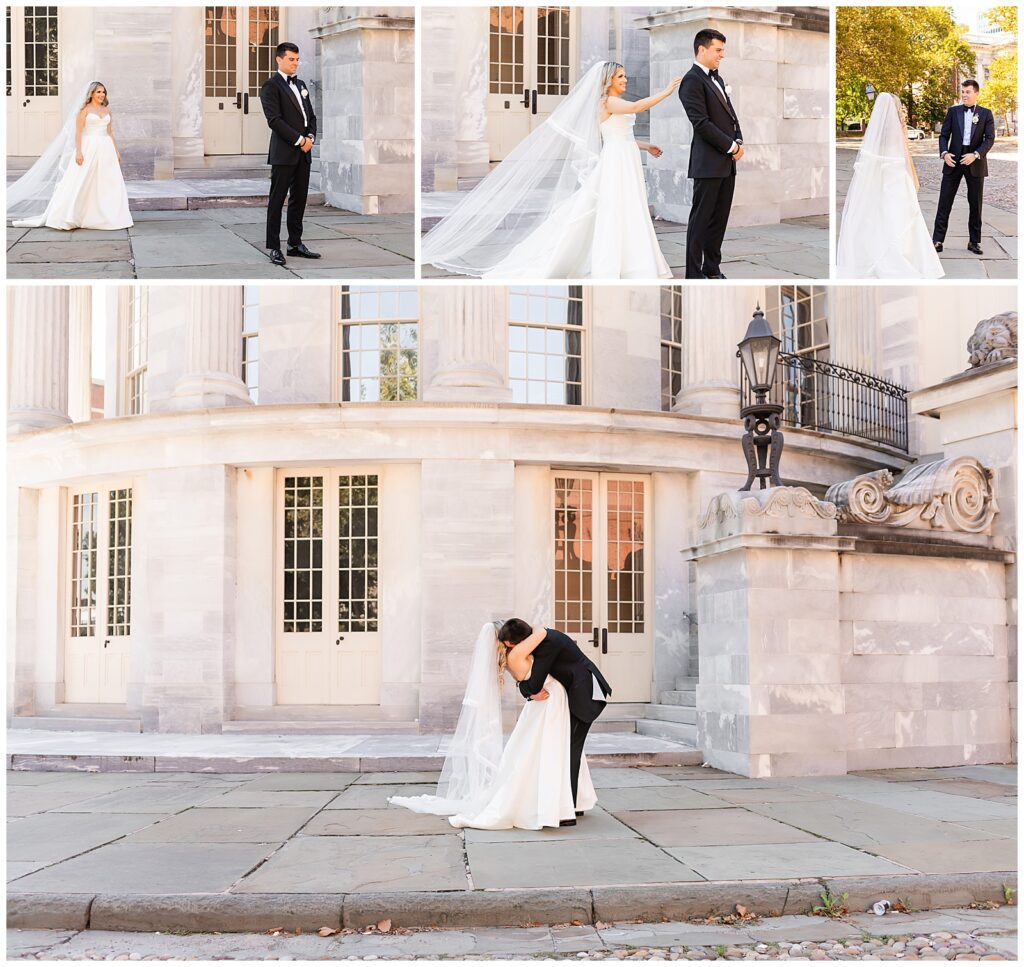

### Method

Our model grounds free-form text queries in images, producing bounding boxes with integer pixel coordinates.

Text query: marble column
[7,287,72,434]
[424,287,511,402]
[170,287,253,410]
[672,287,752,418]
[170,5,205,169]
[68,287,93,423]
[830,287,880,373]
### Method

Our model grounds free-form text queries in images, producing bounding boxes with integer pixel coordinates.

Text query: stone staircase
[11,706,142,733]
[636,676,698,746]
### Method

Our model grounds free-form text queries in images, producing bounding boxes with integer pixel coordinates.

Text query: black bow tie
[709,69,720,78]
[287,76,297,85]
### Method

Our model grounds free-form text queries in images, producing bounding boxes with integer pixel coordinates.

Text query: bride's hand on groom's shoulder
[665,76,682,94]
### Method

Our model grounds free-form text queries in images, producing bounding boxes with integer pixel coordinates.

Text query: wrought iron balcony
[738,353,909,453]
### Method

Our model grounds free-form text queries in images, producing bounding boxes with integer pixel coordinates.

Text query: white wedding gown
[484,114,671,280]
[13,113,133,230]
[836,94,942,279]
[392,673,598,830]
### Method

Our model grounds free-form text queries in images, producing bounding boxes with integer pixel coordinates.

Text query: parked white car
[906,127,926,140]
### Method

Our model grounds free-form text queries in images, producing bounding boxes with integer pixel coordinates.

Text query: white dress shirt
[693,60,738,155]
[278,70,311,146]
[962,106,975,149]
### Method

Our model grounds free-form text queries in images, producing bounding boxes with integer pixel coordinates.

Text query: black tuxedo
[518,628,612,807]
[932,104,994,246]
[260,72,318,250]
[679,63,743,278]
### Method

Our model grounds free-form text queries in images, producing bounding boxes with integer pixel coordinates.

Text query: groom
[679,28,744,279]
[498,619,612,826]
[260,41,321,267]
[932,79,995,256]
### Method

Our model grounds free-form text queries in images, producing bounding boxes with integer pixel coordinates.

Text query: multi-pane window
[6,10,12,97]
[338,475,379,634]
[204,6,237,98]
[282,475,324,633]
[124,288,148,416]
[606,480,644,634]
[23,6,58,97]
[339,286,419,402]
[508,286,584,405]
[489,6,524,94]
[554,476,593,634]
[763,285,830,431]
[107,489,133,636]
[535,7,571,95]
[70,493,98,638]
[660,286,683,412]
[242,286,261,402]
[246,6,280,96]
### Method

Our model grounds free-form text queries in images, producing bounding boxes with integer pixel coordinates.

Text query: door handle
[23,99,29,107]
[236,91,242,109]
[601,628,608,655]
[522,87,530,108]
[531,89,538,115]
[243,92,249,114]
[336,636,345,645]
[591,626,599,649]
[103,639,110,649]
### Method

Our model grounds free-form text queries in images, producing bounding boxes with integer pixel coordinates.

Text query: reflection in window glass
[340,286,419,402]
[508,286,583,405]
[660,286,683,412]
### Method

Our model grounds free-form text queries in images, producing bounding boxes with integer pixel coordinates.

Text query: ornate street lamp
[865,83,876,103]
[737,305,784,491]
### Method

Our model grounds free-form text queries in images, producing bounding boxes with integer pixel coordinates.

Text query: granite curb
[7,873,1017,934]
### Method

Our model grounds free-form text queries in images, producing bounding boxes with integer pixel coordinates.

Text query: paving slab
[299,807,457,836]
[595,784,736,812]
[589,767,674,788]
[7,784,115,817]
[123,806,320,844]
[8,811,167,863]
[7,842,276,895]
[614,807,818,847]
[352,771,442,785]
[842,788,1018,822]
[241,772,361,791]
[7,861,52,881]
[862,838,1016,874]
[666,841,915,880]
[234,834,467,893]
[325,783,437,809]
[5,929,79,957]
[701,783,839,804]
[50,782,234,814]
[8,240,133,263]
[130,230,261,268]
[463,806,637,844]
[903,778,1018,800]
[197,788,340,809]
[467,836,702,889]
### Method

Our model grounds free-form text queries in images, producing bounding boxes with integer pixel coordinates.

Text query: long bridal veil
[836,92,943,279]
[7,82,92,224]
[421,61,607,277]
[389,622,505,816]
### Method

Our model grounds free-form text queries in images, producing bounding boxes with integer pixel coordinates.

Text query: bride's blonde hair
[83,81,109,108]
[599,61,625,101]
[495,636,509,687]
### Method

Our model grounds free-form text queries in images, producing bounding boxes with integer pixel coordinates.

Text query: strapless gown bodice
[82,112,112,137]
[598,112,636,143]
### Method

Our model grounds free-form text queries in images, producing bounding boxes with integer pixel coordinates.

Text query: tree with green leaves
[836,6,976,129]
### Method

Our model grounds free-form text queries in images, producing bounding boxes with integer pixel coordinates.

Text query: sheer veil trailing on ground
[7,83,92,223]
[389,622,505,816]
[420,62,608,277]
[836,92,944,279]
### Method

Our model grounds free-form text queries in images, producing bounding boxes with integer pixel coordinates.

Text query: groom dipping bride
[390,620,612,831]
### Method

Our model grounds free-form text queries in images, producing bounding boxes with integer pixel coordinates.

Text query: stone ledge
[7,875,1017,933]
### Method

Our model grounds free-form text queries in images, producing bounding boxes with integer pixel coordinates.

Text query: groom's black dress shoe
[268,249,287,266]
[559,819,577,827]
[576,811,584,817]
[933,242,943,253]
[968,241,983,255]
[706,272,727,280]
[288,243,321,259]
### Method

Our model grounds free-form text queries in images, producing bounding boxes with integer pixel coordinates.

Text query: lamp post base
[739,404,785,491]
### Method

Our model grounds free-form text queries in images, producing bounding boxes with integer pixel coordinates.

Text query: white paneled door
[553,472,653,702]
[487,6,577,160]
[275,471,382,705]
[64,488,132,704]
[6,6,63,156]
[203,5,283,154]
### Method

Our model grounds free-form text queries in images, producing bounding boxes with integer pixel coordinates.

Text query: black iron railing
[739,353,909,452]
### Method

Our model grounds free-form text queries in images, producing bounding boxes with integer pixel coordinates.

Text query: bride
[422,61,681,280]
[9,81,133,231]
[390,622,596,830]
[836,92,942,279]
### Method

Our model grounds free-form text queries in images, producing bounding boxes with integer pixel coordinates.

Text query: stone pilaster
[672,287,752,417]
[315,8,415,214]
[7,287,72,434]
[830,287,880,373]
[688,486,850,777]
[68,287,93,423]
[423,286,511,402]
[170,287,253,410]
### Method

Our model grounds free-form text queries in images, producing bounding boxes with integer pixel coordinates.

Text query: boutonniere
[725,84,733,96]
[301,88,309,98]
[970,113,978,124]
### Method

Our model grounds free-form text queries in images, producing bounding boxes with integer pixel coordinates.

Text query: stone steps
[10,716,142,733]
[643,703,696,725]
[129,191,326,212]
[223,720,422,735]
[635,718,698,745]
[659,689,696,707]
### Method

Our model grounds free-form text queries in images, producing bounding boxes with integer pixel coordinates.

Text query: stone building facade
[5,5,414,214]
[5,284,1016,775]
[421,5,829,226]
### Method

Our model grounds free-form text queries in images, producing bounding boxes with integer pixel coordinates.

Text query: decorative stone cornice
[827,456,998,534]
